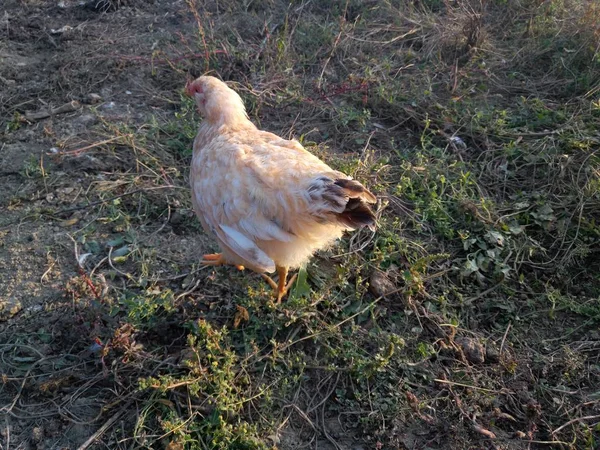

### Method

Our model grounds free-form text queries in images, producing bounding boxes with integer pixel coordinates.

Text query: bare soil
[1,1,211,447]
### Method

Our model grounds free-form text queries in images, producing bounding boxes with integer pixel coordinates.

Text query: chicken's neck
[194,119,255,151]
[204,95,256,130]
[205,114,255,130]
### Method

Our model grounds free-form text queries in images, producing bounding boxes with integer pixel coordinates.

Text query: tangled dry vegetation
[1,0,599,448]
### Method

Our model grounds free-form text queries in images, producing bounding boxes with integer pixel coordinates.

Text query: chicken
[185,75,377,302]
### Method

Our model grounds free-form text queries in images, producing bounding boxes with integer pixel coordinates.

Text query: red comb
[185,79,203,97]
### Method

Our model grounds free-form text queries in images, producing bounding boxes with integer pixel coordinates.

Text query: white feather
[219,224,276,273]
[239,218,293,242]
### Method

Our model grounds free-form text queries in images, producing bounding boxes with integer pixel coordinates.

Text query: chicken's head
[186,76,249,127]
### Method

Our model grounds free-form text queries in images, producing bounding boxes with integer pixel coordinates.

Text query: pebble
[85,93,103,104]
[369,271,396,297]
[456,336,486,364]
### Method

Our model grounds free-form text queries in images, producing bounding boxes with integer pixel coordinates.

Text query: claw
[201,253,244,270]
[200,253,226,266]
[261,274,277,289]
[262,266,297,303]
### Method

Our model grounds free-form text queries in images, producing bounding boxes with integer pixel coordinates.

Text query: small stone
[486,345,500,363]
[369,271,396,297]
[31,426,44,442]
[170,210,184,225]
[85,93,102,104]
[0,299,22,319]
[74,114,97,127]
[456,336,485,364]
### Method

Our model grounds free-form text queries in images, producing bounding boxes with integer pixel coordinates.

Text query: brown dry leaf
[166,441,184,450]
[59,217,79,227]
[405,391,419,413]
[233,305,249,329]
[471,420,496,439]
[156,399,175,408]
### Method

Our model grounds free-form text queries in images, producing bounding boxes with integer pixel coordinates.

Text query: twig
[150,267,203,282]
[443,378,498,441]
[451,60,459,93]
[174,277,204,302]
[55,135,133,156]
[552,414,600,435]
[285,403,317,431]
[524,439,579,446]
[465,281,504,303]
[347,27,419,45]
[80,268,101,300]
[471,418,497,439]
[40,256,56,285]
[24,100,80,121]
[359,130,376,157]
[307,372,340,414]
[76,400,133,450]
[107,247,135,281]
[4,416,9,450]
[0,356,51,416]
[499,322,511,354]
[434,379,511,394]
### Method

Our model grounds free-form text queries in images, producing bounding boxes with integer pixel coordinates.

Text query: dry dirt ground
[1,1,219,447]
[1,0,600,449]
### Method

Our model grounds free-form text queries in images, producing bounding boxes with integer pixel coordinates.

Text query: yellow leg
[201,253,244,270]
[262,266,298,303]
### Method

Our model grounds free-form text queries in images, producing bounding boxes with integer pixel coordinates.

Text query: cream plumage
[186,75,376,301]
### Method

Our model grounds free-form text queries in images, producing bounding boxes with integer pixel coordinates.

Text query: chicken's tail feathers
[332,179,377,231]
[334,179,377,204]
[337,197,377,231]
[308,175,377,231]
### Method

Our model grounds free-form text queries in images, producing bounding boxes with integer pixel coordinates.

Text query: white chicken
[186,76,376,302]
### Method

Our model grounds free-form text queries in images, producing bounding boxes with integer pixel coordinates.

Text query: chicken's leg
[262,265,298,303]
[200,253,244,271]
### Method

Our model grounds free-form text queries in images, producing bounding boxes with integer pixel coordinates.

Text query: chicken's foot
[262,266,298,303]
[261,274,278,290]
[200,253,244,271]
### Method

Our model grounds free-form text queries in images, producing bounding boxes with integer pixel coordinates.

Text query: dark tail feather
[337,197,377,231]
[334,179,377,204]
